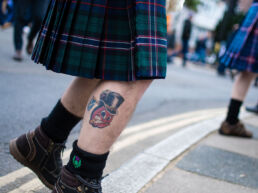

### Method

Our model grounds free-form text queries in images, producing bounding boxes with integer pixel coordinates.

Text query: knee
[75,77,91,83]
[125,80,153,100]
[123,79,153,91]
[138,80,153,90]
[74,77,101,88]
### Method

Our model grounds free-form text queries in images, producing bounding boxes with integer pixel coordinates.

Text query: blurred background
[167,0,256,78]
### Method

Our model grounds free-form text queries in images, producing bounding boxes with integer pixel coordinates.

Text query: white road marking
[121,108,225,137]
[0,168,31,188]
[1,108,225,192]
[8,178,42,193]
[111,112,222,153]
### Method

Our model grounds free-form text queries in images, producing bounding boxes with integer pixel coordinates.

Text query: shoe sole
[245,109,258,114]
[218,129,252,138]
[9,138,54,190]
[12,57,23,62]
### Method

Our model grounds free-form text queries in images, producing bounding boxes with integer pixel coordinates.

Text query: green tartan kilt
[32,0,167,81]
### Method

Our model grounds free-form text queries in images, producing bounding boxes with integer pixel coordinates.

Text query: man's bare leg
[38,77,101,143]
[62,80,152,191]
[61,77,101,117]
[77,80,152,154]
[231,71,256,101]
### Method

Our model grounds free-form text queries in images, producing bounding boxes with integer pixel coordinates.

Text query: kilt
[220,2,258,73]
[32,0,167,81]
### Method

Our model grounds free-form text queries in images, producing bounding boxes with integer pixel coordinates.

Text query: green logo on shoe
[73,155,82,168]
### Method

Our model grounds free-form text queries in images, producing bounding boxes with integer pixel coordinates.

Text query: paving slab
[244,115,258,128]
[176,145,258,190]
[144,168,258,193]
[203,132,258,159]
[247,125,258,139]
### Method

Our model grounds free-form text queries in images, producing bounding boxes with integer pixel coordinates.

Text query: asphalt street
[0,28,257,192]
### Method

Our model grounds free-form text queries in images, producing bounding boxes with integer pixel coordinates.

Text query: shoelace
[55,144,66,167]
[60,144,66,157]
[76,175,101,192]
[75,174,109,193]
[101,174,109,179]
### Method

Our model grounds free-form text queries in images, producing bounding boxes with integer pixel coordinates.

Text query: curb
[102,112,250,193]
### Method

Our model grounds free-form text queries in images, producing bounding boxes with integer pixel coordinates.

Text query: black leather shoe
[9,126,65,189]
[52,167,103,193]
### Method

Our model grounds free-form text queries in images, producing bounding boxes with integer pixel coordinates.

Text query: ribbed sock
[41,100,81,143]
[66,141,109,179]
[225,98,243,125]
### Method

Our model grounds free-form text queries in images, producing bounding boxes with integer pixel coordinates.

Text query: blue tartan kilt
[220,2,258,73]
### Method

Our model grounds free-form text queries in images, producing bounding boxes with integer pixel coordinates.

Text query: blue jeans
[197,49,206,64]
[13,0,48,50]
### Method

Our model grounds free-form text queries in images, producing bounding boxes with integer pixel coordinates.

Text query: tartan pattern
[220,2,258,73]
[32,0,167,81]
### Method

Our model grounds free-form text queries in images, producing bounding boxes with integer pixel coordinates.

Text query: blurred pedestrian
[167,13,177,63]
[13,0,48,61]
[181,14,192,67]
[195,35,207,64]
[0,0,6,26]
[167,29,176,63]
[9,0,170,192]
[0,0,13,29]
[219,0,258,138]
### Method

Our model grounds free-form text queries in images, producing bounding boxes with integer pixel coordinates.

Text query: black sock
[226,99,243,125]
[66,141,109,179]
[41,100,81,143]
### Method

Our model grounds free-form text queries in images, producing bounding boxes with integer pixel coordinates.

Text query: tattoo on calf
[87,90,124,129]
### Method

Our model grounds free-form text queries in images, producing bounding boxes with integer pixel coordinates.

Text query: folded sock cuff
[66,140,109,179]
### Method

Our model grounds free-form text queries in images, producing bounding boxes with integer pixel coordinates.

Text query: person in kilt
[12,0,48,61]
[181,14,192,67]
[9,0,167,192]
[219,0,258,138]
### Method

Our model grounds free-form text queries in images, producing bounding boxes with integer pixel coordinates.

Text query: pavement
[99,111,258,193]
[140,113,258,193]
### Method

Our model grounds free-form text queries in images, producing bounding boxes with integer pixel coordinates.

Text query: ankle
[66,141,109,179]
[41,100,81,143]
[225,98,242,125]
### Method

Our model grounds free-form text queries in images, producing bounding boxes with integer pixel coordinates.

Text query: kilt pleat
[54,0,79,72]
[220,2,258,73]
[56,0,92,73]
[135,1,167,78]
[32,0,167,81]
